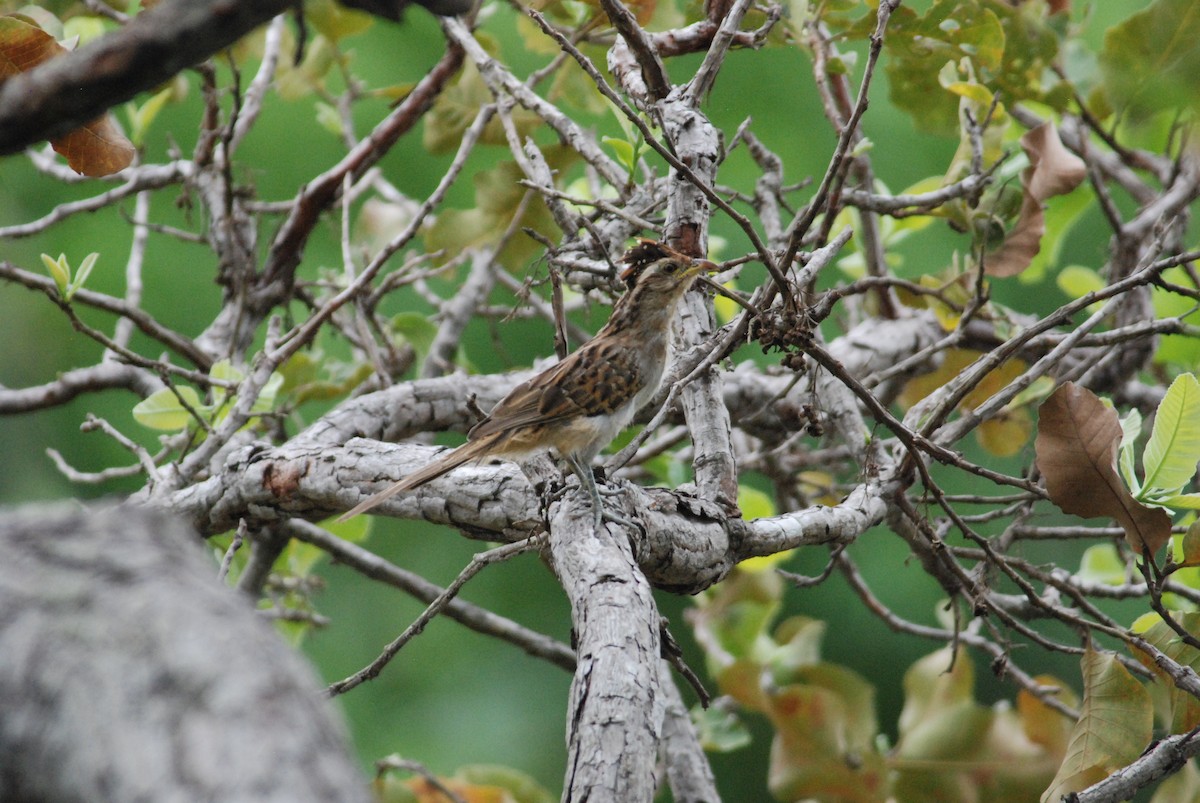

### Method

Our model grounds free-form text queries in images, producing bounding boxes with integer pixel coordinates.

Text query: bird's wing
[467,338,643,440]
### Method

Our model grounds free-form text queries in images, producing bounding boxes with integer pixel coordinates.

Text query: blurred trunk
[0,502,369,803]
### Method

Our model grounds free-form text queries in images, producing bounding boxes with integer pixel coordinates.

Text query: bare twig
[327,536,545,695]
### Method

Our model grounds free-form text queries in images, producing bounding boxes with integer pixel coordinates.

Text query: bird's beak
[690,258,721,275]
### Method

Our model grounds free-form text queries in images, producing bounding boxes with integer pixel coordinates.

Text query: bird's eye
[664,261,678,274]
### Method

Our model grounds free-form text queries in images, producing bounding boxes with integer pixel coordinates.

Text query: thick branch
[600,0,671,103]
[0,502,368,802]
[546,503,663,802]
[164,435,889,595]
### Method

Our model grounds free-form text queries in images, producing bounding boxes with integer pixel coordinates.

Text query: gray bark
[0,502,369,803]
[546,498,663,802]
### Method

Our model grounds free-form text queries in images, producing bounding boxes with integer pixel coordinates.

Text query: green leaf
[287,540,326,577]
[898,646,976,740]
[879,177,938,242]
[769,616,826,674]
[40,252,69,296]
[321,512,371,544]
[314,101,343,139]
[132,385,206,430]
[280,351,350,405]
[1119,408,1144,493]
[1141,373,1200,494]
[61,15,108,46]
[691,704,753,753]
[738,485,776,521]
[390,312,438,365]
[1153,268,1200,367]
[692,569,785,671]
[304,0,373,41]
[879,0,1064,135]
[737,486,793,572]
[1153,492,1200,510]
[880,1,1004,134]
[423,63,540,155]
[208,358,241,409]
[209,358,243,383]
[425,151,576,270]
[1077,544,1126,586]
[1056,264,1105,300]
[66,251,98,299]
[1181,520,1200,566]
[423,67,489,154]
[275,34,336,100]
[127,86,172,148]
[547,56,609,114]
[1100,0,1200,122]
[739,482,777,520]
[601,135,636,171]
[206,360,283,419]
[251,371,285,414]
[279,351,320,394]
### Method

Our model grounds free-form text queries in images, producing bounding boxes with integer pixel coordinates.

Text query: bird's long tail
[337,437,494,522]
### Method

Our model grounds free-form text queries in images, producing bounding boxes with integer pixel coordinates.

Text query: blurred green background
[0,1,1159,799]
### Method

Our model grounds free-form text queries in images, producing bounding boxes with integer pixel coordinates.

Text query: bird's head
[618,240,720,293]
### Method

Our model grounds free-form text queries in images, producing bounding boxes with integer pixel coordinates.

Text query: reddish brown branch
[258,41,464,297]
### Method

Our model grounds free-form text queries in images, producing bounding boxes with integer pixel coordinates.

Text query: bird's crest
[619,239,687,288]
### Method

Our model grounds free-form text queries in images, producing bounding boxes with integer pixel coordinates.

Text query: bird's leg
[565,454,637,530]
[565,453,605,528]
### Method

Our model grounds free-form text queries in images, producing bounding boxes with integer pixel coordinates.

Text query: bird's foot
[588,483,640,532]
[589,466,628,498]
[596,506,640,532]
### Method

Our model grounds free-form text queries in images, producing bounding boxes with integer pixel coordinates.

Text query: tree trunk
[0,502,369,803]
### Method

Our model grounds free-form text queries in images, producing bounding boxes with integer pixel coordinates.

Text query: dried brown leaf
[1023,122,1088,198]
[986,123,1087,277]
[0,15,64,75]
[0,15,133,176]
[51,116,135,176]
[1035,382,1171,554]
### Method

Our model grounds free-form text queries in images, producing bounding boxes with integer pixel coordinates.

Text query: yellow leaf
[1041,646,1152,802]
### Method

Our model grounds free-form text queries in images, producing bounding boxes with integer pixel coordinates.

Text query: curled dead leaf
[985,123,1087,277]
[1035,382,1171,554]
[0,15,133,176]
[51,116,136,177]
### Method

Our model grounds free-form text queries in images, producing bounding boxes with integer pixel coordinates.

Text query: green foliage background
[0,0,1183,798]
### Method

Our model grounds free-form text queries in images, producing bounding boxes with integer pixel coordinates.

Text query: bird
[338,240,720,527]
